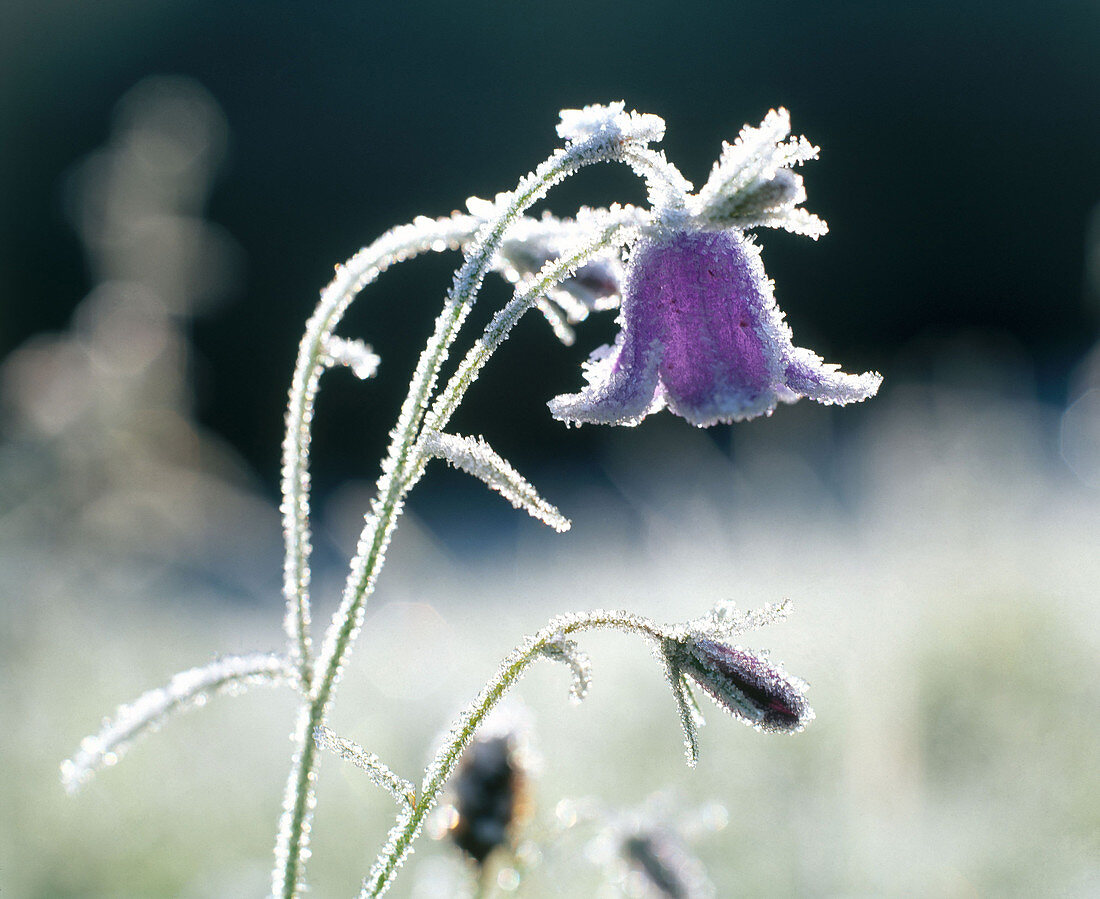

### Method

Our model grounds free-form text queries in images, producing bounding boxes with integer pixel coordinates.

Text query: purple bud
[681,638,812,733]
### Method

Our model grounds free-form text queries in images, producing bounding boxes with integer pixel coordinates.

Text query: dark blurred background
[3,0,1099,501]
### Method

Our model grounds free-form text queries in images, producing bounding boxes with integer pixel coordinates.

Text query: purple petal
[634,230,789,425]
[549,225,882,428]
[547,330,663,426]
[784,347,882,405]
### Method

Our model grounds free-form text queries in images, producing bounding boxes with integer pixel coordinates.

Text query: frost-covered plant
[63,102,879,897]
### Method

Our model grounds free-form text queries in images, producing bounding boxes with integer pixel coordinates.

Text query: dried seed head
[621,831,706,899]
[448,734,529,865]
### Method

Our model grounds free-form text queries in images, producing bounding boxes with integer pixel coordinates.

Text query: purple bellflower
[548,107,882,427]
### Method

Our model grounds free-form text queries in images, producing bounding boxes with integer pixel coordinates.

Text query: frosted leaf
[662,647,703,767]
[540,634,592,702]
[323,336,381,380]
[684,598,793,640]
[314,725,415,812]
[422,431,571,532]
[557,101,666,146]
[692,108,826,237]
[61,653,290,792]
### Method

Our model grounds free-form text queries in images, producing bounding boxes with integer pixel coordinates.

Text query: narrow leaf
[314,726,415,813]
[540,634,592,702]
[662,646,703,768]
[422,431,571,532]
[62,653,291,792]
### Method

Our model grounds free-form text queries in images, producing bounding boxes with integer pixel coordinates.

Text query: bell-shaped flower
[548,227,882,427]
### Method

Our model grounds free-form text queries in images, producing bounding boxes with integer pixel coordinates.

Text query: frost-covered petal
[635,229,792,426]
[549,225,882,429]
[784,346,882,405]
[548,332,664,426]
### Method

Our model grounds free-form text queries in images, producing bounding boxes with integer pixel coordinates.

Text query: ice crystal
[556,101,666,147]
[323,336,381,380]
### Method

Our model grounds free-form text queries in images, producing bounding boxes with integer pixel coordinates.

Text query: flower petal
[548,332,663,426]
[784,346,883,405]
[640,230,790,426]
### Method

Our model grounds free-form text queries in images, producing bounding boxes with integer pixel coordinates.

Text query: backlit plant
[63,102,880,897]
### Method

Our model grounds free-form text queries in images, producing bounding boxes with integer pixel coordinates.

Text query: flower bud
[448,734,529,865]
[680,637,813,733]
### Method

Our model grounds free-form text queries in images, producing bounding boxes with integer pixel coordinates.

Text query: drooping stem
[362,610,668,897]
[420,210,641,444]
[272,131,645,899]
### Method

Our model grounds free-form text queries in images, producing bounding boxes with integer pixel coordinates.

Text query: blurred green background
[2,1,1099,896]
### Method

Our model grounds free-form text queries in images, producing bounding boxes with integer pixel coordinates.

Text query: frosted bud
[677,637,813,733]
[557,101,666,146]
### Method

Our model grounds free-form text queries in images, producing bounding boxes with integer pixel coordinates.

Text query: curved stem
[273,131,639,899]
[420,210,641,445]
[363,609,668,897]
[280,214,480,694]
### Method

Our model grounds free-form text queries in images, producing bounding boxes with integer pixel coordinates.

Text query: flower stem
[362,609,668,897]
[280,214,480,694]
[273,132,636,899]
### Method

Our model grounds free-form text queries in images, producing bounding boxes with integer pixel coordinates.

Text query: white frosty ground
[3,364,1099,897]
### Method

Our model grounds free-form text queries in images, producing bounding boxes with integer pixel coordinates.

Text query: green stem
[273,132,635,899]
[363,609,667,897]
[279,214,480,695]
